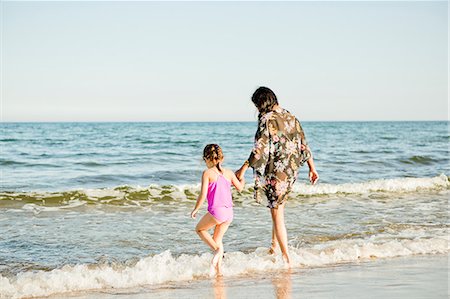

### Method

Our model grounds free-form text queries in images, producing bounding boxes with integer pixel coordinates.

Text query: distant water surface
[1,121,448,191]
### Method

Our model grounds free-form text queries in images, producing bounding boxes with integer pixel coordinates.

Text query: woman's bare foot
[282,254,292,268]
[268,245,278,255]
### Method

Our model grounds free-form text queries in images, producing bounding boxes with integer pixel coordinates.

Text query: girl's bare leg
[212,221,231,276]
[270,202,291,267]
[196,213,220,251]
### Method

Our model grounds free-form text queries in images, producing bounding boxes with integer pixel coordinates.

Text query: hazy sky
[1,1,448,121]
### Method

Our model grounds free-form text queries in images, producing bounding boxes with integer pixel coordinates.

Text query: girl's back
[206,169,233,209]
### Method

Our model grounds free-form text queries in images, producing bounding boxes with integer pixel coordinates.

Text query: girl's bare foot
[212,247,222,268]
[216,249,224,276]
[209,264,216,277]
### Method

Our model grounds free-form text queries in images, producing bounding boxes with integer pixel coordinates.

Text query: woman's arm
[191,171,209,218]
[236,116,271,179]
[295,118,318,185]
[307,156,319,185]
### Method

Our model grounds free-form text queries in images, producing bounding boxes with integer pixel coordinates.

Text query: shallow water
[0,121,448,298]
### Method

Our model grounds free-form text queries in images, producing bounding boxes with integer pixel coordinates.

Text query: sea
[0,121,448,298]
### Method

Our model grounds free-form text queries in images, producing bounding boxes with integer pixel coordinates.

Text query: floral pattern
[248,107,312,208]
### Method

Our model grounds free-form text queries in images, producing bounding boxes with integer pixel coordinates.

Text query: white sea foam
[290,174,449,195]
[101,174,450,197]
[2,175,448,210]
[0,235,447,299]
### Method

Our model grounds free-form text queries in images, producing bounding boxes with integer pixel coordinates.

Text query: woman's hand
[306,157,319,185]
[191,209,198,219]
[309,169,319,185]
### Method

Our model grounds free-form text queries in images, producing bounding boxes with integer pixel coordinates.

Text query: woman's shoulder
[275,106,294,116]
[276,107,300,121]
[266,107,297,124]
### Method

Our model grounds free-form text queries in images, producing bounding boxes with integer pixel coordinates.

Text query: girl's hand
[309,169,319,185]
[191,209,198,219]
[235,166,246,180]
[235,160,249,180]
[234,169,243,180]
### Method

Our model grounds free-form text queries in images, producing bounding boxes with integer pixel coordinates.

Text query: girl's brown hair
[203,144,224,173]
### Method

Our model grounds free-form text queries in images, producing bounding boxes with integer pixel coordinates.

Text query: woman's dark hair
[203,144,223,173]
[251,86,278,115]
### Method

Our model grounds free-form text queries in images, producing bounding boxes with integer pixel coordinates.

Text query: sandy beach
[55,255,448,299]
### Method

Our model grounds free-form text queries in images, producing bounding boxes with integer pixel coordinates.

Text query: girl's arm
[229,170,245,192]
[191,171,209,219]
[235,161,249,181]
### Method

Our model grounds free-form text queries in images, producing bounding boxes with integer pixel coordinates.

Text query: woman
[235,86,319,266]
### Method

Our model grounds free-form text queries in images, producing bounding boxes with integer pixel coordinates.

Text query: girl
[191,144,245,275]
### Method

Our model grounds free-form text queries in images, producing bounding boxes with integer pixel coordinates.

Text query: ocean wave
[0,160,63,168]
[0,160,28,166]
[290,173,449,195]
[398,155,440,165]
[0,235,447,299]
[0,175,448,209]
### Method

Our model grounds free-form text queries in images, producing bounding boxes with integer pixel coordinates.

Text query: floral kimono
[247,107,312,208]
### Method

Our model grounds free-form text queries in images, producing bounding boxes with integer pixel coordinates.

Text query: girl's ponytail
[214,144,223,173]
[203,144,224,173]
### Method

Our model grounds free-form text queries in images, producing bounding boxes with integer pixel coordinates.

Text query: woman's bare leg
[196,213,220,251]
[270,202,291,267]
[269,225,279,254]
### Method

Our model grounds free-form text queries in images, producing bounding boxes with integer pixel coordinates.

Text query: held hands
[235,164,248,181]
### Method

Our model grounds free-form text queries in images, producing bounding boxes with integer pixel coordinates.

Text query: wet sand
[59,254,448,299]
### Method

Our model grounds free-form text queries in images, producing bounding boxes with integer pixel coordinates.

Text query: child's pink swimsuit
[207,173,233,223]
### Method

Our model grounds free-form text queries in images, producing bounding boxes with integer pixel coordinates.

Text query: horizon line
[1,119,448,123]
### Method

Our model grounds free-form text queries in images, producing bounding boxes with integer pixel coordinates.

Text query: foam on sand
[0,234,447,299]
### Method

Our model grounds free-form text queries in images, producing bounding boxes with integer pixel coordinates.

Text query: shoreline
[53,254,448,299]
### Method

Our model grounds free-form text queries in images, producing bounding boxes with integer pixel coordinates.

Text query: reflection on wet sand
[210,270,291,299]
[212,276,227,299]
[272,270,292,299]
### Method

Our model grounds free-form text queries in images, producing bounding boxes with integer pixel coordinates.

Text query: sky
[1,1,448,122]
